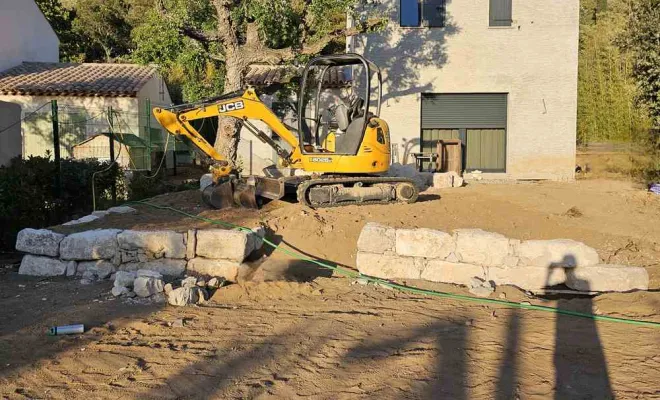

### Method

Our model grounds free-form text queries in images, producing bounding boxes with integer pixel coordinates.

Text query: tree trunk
[213,54,244,165]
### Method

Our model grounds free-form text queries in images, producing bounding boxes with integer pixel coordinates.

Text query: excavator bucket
[201,180,236,210]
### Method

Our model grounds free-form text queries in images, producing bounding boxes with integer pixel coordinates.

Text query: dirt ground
[2,177,660,399]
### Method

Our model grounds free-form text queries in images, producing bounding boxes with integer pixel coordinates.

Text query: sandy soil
[2,178,660,399]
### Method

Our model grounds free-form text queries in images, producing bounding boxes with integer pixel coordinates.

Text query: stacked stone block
[17,227,264,282]
[356,223,648,292]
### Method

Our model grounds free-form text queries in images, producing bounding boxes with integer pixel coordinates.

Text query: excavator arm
[153,88,303,178]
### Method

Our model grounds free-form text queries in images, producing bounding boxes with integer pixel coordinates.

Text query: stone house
[0,62,174,169]
[350,0,580,180]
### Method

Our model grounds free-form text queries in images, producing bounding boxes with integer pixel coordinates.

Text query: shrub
[0,156,123,251]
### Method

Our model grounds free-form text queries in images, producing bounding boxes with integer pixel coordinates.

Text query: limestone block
[18,255,68,276]
[187,258,241,281]
[117,230,186,259]
[77,260,115,279]
[15,229,65,257]
[566,265,648,292]
[517,239,600,268]
[186,229,196,260]
[62,215,100,226]
[60,229,121,260]
[137,269,164,279]
[119,259,186,277]
[356,252,423,280]
[114,271,137,288]
[196,229,255,262]
[396,228,454,259]
[200,173,213,191]
[133,276,164,298]
[487,266,567,290]
[357,223,396,254]
[107,206,136,214]
[420,260,486,285]
[112,286,130,297]
[432,173,453,189]
[454,229,510,267]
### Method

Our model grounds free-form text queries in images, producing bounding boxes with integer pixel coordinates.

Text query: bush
[0,156,123,251]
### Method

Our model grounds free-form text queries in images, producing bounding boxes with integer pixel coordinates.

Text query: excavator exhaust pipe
[201,176,285,210]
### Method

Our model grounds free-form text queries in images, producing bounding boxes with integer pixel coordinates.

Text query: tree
[72,0,133,62]
[623,0,660,129]
[35,0,85,61]
[151,0,380,163]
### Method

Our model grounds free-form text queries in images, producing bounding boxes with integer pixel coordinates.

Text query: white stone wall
[17,227,265,282]
[356,223,648,292]
[350,0,579,180]
[0,0,59,72]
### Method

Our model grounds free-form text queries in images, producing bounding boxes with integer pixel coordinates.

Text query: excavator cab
[298,54,382,156]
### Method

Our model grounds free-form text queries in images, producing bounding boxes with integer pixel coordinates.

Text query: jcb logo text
[218,101,245,113]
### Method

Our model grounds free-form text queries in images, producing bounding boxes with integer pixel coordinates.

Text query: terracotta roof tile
[0,62,157,97]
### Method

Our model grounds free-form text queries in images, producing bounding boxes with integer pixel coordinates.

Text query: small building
[0,0,59,72]
[0,62,175,169]
[72,133,148,169]
[350,0,580,180]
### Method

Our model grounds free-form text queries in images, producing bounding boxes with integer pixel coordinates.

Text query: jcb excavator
[153,53,418,209]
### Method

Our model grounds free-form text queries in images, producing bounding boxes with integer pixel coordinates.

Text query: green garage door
[421,93,507,172]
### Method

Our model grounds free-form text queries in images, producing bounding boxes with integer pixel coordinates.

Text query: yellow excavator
[153,54,418,209]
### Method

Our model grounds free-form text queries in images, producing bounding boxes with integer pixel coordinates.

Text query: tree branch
[244,18,383,65]
[212,0,239,50]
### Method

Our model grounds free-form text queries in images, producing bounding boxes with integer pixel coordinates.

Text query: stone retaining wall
[356,223,648,292]
[16,227,264,282]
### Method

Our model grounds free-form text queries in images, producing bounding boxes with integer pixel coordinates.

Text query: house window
[400,0,445,28]
[490,0,513,27]
[400,0,421,27]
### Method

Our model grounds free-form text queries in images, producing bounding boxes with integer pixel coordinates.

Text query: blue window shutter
[423,0,446,27]
[400,0,421,27]
[490,0,512,26]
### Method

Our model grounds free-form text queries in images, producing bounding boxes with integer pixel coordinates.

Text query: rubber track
[296,176,419,208]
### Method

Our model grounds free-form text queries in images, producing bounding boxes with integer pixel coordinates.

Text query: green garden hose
[128,199,660,329]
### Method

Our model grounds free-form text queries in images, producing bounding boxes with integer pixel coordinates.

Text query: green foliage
[0,156,123,251]
[72,0,133,61]
[622,0,660,129]
[130,1,224,103]
[35,0,86,61]
[577,0,651,144]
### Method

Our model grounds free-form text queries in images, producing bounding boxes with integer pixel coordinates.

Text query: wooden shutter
[423,0,445,27]
[489,0,512,27]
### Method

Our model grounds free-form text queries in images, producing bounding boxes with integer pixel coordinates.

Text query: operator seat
[335,117,365,154]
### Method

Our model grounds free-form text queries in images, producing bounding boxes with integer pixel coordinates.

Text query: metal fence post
[108,107,117,204]
[51,100,61,197]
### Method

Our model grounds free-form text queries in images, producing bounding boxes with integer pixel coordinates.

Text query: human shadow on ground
[550,256,613,399]
[340,319,469,399]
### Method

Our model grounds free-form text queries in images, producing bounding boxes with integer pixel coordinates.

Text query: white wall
[0,100,22,165]
[0,0,59,72]
[351,0,580,180]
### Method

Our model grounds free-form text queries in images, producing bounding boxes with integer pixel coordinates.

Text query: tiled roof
[0,62,157,97]
[244,65,352,88]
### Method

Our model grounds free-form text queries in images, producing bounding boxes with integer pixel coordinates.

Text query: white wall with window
[351,0,580,180]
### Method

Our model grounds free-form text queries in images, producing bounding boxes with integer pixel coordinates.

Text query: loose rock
[114,271,137,288]
[111,286,130,297]
[133,276,164,298]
